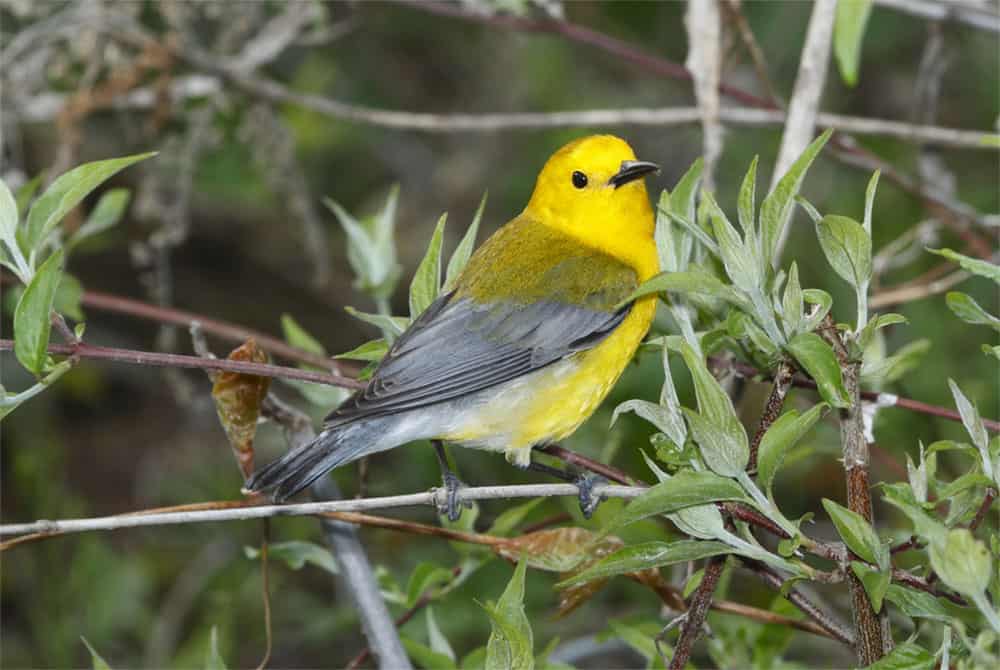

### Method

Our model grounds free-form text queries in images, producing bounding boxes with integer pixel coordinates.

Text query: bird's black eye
[571,171,588,189]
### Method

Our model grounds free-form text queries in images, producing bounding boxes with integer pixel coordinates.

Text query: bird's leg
[433,440,468,522]
[526,456,605,519]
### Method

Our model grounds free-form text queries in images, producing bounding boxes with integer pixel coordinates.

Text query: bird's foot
[575,473,605,519]
[436,469,470,522]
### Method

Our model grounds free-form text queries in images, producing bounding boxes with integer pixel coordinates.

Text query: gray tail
[245,419,390,502]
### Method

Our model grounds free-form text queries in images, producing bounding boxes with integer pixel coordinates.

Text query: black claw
[576,474,605,519]
[441,470,466,522]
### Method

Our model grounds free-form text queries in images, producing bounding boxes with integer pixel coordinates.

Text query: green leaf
[786,332,850,408]
[704,191,758,289]
[760,130,832,267]
[816,214,872,289]
[627,267,753,313]
[834,0,873,86]
[67,188,130,249]
[0,177,19,249]
[861,338,931,384]
[344,306,409,337]
[23,152,155,254]
[556,540,731,588]
[857,312,907,351]
[737,155,759,235]
[407,562,455,607]
[54,271,84,322]
[985,344,1000,360]
[669,502,727,541]
[935,471,993,500]
[403,637,458,670]
[928,247,1000,283]
[81,637,113,670]
[928,528,991,599]
[883,584,952,623]
[484,557,533,670]
[670,158,703,223]
[862,641,933,670]
[13,249,64,376]
[487,498,545,537]
[335,338,388,362]
[781,261,803,337]
[446,192,486,289]
[15,173,44,216]
[0,360,73,421]
[244,540,338,575]
[426,607,457,662]
[681,408,749,478]
[863,170,880,236]
[658,207,720,258]
[410,213,447,317]
[325,187,401,298]
[946,292,1000,331]
[851,561,889,613]
[948,378,990,454]
[280,313,327,356]
[603,470,752,533]
[801,289,833,332]
[205,626,227,670]
[822,498,885,569]
[757,403,828,494]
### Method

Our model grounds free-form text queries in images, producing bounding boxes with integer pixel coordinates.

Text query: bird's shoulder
[454,215,638,311]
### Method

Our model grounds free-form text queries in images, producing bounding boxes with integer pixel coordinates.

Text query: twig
[0,484,645,538]
[874,0,1000,33]
[968,488,996,533]
[537,444,640,486]
[891,569,968,607]
[769,0,837,262]
[721,0,781,104]
[668,556,725,669]
[748,358,795,471]
[346,566,464,670]
[869,269,971,309]
[746,559,857,646]
[0,339,363,389]
[685,0,724,191]
[820,318,893,663]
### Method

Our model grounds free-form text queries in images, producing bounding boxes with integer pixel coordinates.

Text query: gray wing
[327,292,630,424]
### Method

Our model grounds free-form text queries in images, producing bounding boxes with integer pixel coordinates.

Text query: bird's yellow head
[524,135,659,276]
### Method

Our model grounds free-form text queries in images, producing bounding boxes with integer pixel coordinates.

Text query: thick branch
[669,556,725,669]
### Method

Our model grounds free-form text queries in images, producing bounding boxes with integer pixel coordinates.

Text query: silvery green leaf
[786,332,850,408]
[67,188,130,249]
[850,561,888,613]
[602,470,752,533]
[985,344,1000,360]
[861,339,930,384]
[905,444,931,504]
[834,0,873,87]
[928,247,1000,283]
[23,152,155,256]
[670,158,703,223]
[781,261,803,337]
[0,360,72,421]
[484,558,533,670]
[760,130,832,267]
[857,312,907,351]
[801,288,833,331]
[244,540,339,574]
[205,626,227,670]
[655,190,689,274]
[325,187,401,298]
[674,340,743,428]
[445,192,486,289]
[816,214,872,289]
[738,310,781,360]
[326,198,381,289]
[705,191,758,289]
[14,173,43,216]
[627,266,753,313]
[795,195,823,224]
[0,177,18,251]
[822,498,885,569]
[946,292,1000,331]
[737,155,759,236]
[670,502,727,540]
[883,584,952,623]
[929,528,991,599]
[556,540,730,588]
[344,306,409,338]
[612,400,685,448]
[757,403,828,494]
[409,213,447,317]
[81,637,113,670]
[682,407,749,478]
[402,638,457,670]
[862,642,933,670]
[13,249,64,376]
[936,472,992,501]
[948,379,990,453]
[863,170,880,235]
[659,207,720,258]
[658,343,686,446]
[426,607,457,662]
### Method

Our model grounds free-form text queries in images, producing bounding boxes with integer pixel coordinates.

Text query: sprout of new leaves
[0,152,153,420]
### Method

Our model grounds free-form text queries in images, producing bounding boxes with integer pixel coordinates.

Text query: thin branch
[0,339,364,389]
[0,483,645,538]
[748,358,795,471]
[669,555,725,669]
[968,487,996,533]
[874,0,1000,33]
[869,269,971,309]
[769,0,837,261]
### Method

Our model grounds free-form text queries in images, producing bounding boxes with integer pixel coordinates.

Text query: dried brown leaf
[211,339,271,479]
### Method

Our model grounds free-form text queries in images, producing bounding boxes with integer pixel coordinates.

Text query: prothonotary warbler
[246,135,660,516]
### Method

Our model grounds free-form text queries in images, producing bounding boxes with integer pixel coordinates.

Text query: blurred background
[1,1,997,668]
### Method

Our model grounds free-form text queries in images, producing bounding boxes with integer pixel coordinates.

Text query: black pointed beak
[608,160,660,188]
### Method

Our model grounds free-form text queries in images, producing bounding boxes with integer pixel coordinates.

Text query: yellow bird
[247,135,659,515]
